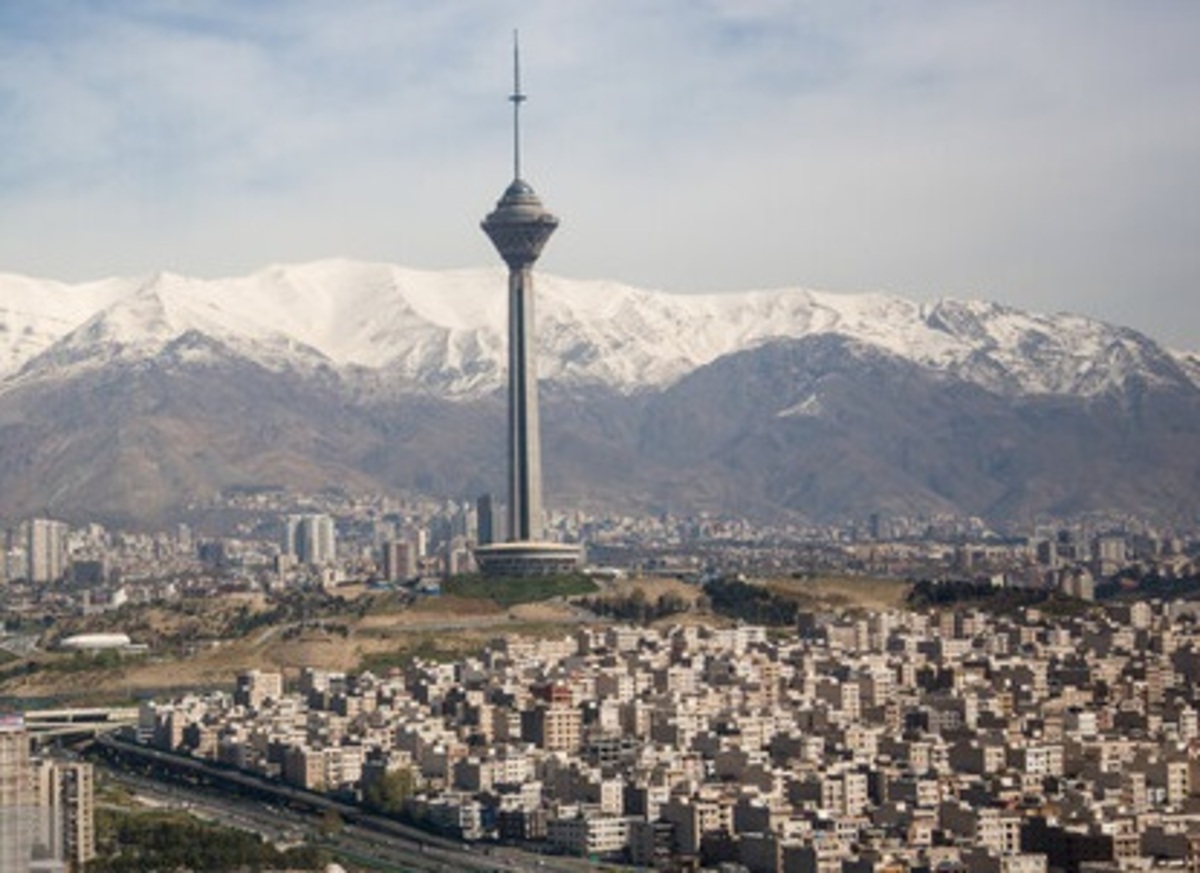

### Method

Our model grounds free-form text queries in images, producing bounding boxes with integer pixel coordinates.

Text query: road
[90,733,624,872]
[97,758,532,872]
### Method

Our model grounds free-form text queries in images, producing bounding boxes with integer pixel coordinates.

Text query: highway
[98,765,502,873]
[90,732,622,872]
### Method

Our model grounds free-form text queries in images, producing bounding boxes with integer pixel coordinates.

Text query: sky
[0,1,1197,349]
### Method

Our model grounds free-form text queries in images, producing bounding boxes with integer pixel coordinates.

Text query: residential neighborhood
[137,598,1200,872]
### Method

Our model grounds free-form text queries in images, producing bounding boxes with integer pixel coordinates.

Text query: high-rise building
[1,717,95,872]
[476,494,494,546]
[282,516,301,562]
[31,759,95,870]
[1,714,34,872]
[473,33,581,578]
[27,519,69,584]
[380,540,415,582]
[284,514,337,566]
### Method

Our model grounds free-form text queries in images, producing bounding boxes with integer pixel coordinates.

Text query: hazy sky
[0,1,1197,348]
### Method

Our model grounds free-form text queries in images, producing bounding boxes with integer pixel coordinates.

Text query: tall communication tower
[476,32,581,577]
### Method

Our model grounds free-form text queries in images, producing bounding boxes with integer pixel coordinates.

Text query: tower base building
[474,541,581,578]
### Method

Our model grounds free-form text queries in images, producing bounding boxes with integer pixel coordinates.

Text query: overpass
[22,706,139,742]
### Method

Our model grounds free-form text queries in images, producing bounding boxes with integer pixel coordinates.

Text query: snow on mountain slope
[0,273,133,375]
[1,259,1193,399]
[1175,350,1200,386]
[12,272,332,380]
[5,262,512,390]
[919,299,1189,395]
[532,278,947,391]
[535,281,1193,397]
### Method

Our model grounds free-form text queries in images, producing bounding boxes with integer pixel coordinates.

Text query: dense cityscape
[2,4,1198,871]
[127,598,1200,871]
[1,489,1197,624]
[2,490,1200,870]
[0,484,1195,613]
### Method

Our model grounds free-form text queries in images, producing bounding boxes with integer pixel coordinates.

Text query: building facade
[27,519,69,584]
[0,717,92,872]
[284,514,337,566]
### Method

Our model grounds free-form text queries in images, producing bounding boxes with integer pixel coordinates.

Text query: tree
[364,767,419,815]
[319,809,344,837]
[656,592,688,618]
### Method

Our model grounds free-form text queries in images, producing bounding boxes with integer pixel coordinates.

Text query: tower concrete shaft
[507,264,541,541]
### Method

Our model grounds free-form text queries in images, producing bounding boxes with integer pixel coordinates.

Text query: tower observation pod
[474,32,582,578]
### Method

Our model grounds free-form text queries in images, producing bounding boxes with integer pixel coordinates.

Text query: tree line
[577,588,690,623]
[87,808,328,872]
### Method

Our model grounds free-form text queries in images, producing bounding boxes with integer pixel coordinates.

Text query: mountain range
[1,259,1198,528]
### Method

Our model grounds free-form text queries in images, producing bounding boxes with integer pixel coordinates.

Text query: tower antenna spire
[510,29,526,180]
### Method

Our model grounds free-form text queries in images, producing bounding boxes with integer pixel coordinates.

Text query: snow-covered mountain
[2,258,1193,399]
[2,259,1198,526]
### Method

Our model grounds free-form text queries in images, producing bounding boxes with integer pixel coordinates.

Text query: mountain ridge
[1,259,1197,526]
[3,258,1194,400]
